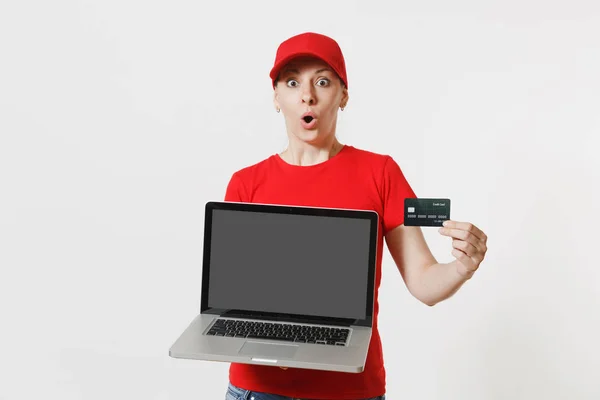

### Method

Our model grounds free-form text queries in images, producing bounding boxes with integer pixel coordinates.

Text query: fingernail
[443,221,449,227]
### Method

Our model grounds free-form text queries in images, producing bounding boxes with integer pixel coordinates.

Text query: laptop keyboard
[206,319,350,346]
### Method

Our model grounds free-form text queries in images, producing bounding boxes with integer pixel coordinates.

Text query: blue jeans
[226,382,386,400]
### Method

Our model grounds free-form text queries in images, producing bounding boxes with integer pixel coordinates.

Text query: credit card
[404,198,451,227]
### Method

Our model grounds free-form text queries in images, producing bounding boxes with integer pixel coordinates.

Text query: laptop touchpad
[239,341,298,359]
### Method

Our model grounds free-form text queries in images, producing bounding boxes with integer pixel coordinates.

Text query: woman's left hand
[438,220,488,278]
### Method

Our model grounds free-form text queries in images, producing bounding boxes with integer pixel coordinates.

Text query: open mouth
[302,116,314,123]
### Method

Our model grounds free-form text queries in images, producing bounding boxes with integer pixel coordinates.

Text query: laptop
[169,201,379,373]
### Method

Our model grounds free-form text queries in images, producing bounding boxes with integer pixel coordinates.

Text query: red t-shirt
[224,145,417,399]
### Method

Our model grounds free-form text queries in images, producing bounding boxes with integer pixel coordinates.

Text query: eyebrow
[280,68,333,75]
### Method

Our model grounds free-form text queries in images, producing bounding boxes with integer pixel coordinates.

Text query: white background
[1,1,599,399]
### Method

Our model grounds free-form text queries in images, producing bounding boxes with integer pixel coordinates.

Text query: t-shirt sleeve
[381,156,417,234]
[224,172,249,202]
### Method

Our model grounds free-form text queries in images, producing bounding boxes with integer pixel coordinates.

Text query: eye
[316,78,330,87]
[286,79,299,87]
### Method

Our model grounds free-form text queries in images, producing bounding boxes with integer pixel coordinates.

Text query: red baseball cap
[269,32,348,89]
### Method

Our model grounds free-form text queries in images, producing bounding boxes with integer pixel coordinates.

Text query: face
[273,57,349,145]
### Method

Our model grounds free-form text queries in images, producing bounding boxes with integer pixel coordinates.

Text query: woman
[224,32,488,400]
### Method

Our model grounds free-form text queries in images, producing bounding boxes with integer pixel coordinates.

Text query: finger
[453,240,485,266]
[280,367,288,370]
[443,220,487,243]
[452,239,478,257]
[452,248,477,271]
[439,227,484,251]
[442,220,485,240]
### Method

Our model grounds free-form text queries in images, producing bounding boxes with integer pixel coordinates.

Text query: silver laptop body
[169,201,379,373]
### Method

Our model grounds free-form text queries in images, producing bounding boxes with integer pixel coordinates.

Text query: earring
[340,106,345,111]
[276,108,280,113]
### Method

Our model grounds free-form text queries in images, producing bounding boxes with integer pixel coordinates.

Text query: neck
[280,137,343,166]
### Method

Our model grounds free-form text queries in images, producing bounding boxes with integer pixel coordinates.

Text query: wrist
[454,260,475,280]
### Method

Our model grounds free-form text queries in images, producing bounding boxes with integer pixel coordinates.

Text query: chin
[293,129,322,143]
[298,125,336,141]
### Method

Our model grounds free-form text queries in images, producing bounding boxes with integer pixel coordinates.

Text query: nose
[301,85,316,105]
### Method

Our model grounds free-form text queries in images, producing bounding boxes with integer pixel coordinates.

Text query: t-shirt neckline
[274,145,351,170]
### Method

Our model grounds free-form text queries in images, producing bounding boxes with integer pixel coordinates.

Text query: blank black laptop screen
[207,209,373,320]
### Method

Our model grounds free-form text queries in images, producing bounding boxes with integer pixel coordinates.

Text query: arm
[385,221,488,306]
